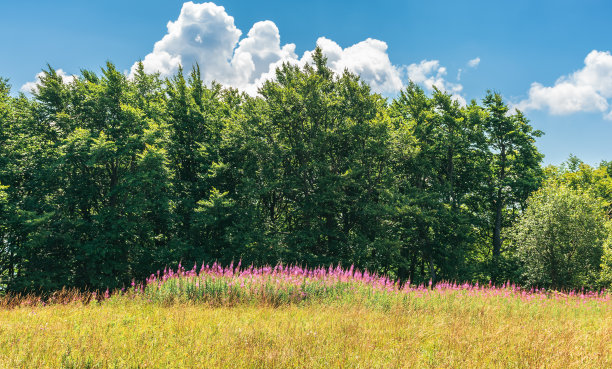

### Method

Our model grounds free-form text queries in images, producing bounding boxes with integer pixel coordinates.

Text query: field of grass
[1,264,610,368]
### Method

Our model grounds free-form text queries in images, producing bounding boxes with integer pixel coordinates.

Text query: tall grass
[135,261,611,308]
[0,263,610,368]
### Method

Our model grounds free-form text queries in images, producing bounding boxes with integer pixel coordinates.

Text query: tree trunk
[493,191,503,259]
[409,250,416,282]
[492,144,506,282]
[429,258,436,286]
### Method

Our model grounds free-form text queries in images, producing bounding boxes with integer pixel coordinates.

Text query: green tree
[599,224,612,288]
[482,92,543,281]
[390,84,489,283]
[0,180,8,290]
[165,65,226,265]
[66,63,172,288]
[7,63,174,291]
[549,158,612,217]
[546,157,612,288]
[210,48,402,270]
[511,181,608,289]
[2,69,72,292]
[0,79,10,288]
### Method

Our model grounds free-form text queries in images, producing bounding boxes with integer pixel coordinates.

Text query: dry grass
[0,292,610,369]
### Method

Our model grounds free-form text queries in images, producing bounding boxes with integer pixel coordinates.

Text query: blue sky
[2,0,611,165]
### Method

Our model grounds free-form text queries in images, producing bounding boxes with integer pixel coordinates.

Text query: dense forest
[1,49,611,293]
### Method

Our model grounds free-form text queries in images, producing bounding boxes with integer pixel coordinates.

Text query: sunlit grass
[0,263,610,368]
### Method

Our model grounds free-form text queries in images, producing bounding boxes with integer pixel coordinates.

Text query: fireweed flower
[131,262,611,307]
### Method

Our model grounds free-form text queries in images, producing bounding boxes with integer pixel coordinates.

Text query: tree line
[1,49,610,293]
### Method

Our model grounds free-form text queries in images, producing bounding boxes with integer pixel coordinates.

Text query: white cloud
[133,2,244,82]
[516,50,612,119]
[517,82,607,115]
[406,59,466,105]
[467,57,480,68]
[130,1,404,95]
[20,69,76,94]
[20,2,471,101]
[304,37,403,94]
[233,21,295,76]
[456,57,479,83]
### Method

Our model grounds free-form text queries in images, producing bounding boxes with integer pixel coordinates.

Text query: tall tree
[391,84,488,283]
[482,92,543,281]
[166,65,225,265]
[0,79,11,288]
[210,48,403,270]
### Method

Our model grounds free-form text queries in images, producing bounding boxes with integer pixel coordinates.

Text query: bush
[598,224,612,288]
[510,181,609,289]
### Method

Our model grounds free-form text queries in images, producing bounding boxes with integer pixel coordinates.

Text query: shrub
[510,181,609,289]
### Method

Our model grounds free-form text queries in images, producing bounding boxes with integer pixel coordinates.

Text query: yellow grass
[0,295,610,368]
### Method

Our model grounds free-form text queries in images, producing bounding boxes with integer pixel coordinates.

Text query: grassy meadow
[1,264,610,368]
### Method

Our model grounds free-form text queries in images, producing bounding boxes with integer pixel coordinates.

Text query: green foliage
[510,181,609,289]
[548,157,612,217]
[0,80,9,234]
[242,50,398,268]
[597,223,612,287]
[391,84,483,283]
[541,158,612,287]
[389,86,543,284]
[481,92,544,282]
[0,53,554,292]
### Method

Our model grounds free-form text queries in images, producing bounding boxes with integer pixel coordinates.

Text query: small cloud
[467,57,480,68]
[20,69,76,94]
[457,68,462,81]
[515,50,612,119]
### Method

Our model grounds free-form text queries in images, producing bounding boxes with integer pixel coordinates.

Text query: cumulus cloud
[304,37,403,94]
[20,69,76,94]
[134,2,245,82]
[516,50,612,119]
[405,60,465,105]
[20,1,468,100]
[128,1,404,95]
[467,57,480,68]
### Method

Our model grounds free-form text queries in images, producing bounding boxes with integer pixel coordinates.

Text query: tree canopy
[1,51,609,293]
